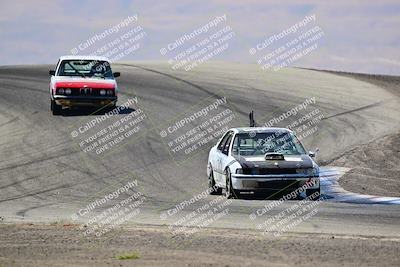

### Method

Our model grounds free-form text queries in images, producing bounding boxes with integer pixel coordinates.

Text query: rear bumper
[231,174,320,190]
[53,95,117,107]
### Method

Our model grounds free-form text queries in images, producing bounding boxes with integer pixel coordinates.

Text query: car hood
[232,154,314,169]
[53,76,116,89]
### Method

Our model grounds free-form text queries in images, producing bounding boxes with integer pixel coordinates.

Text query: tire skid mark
[322,101,385,120]
[0,148,79,172]
[0,116,19,128]
[16,203,55,218]
[0,183,70,204]
[118,63,249,118]
[0,80,48,95]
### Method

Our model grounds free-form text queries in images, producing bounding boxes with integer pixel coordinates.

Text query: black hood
[232,154,314,170]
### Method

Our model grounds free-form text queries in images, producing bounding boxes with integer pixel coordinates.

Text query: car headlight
[100,89,106,95]
[65,88,71,95]
[106,89,113,95]
[58,88,64,94]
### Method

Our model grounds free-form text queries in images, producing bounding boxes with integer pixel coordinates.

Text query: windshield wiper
[66,62,86,78]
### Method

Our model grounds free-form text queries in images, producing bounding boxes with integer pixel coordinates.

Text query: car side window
[217,132,230,151]
[222,133,233,155]
[232,135,239,154]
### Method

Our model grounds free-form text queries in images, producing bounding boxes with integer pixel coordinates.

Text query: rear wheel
[51,100,62,115]
[306,188,320,200]
[208,167,222,195]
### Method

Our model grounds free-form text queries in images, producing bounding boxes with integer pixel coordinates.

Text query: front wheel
[51,100,62,115]
[224,169,237,199]
[306,188,320,200]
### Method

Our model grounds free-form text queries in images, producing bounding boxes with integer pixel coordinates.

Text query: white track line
[320,167,400,205]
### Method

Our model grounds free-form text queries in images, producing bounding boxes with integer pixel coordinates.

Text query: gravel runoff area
[0,223,399,267]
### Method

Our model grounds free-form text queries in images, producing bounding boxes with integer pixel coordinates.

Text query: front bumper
[231,174,320,191]
[53,95,117,107]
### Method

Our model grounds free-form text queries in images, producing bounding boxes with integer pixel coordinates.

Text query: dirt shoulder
[0,223,399,267]
[329,132,400,197]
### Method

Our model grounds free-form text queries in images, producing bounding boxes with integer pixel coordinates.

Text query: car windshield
[57,60,113,78]
[232,131,306,156]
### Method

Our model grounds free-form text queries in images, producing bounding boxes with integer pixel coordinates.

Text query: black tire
[51,100,62,115]
[224,169,237,199]
[208,167,222,195]
[306,188,320,200]
[108,102,117,110]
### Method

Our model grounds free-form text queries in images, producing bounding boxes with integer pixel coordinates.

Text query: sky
[0,0,399,75]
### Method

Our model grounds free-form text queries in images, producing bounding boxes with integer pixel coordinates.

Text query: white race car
[207,127,320,199]
[49,56,120,115]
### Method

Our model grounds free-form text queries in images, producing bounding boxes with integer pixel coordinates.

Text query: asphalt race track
[1,61,400,239]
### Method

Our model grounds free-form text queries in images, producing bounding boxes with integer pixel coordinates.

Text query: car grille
[242,168,297,175]
[258,180,299,189]
[56,88,114,96]
[242,180,299,190]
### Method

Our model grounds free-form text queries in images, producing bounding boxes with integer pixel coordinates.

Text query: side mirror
[49,70,55,76]
[309,148,319,158]
[113,72,120,78]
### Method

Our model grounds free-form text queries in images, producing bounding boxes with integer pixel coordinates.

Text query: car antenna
[249,110,256,127]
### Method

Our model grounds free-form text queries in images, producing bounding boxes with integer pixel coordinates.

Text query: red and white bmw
[49,56,120,115]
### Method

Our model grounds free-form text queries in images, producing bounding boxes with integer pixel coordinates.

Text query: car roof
[230,127,292,134]
[58,55,110,62]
